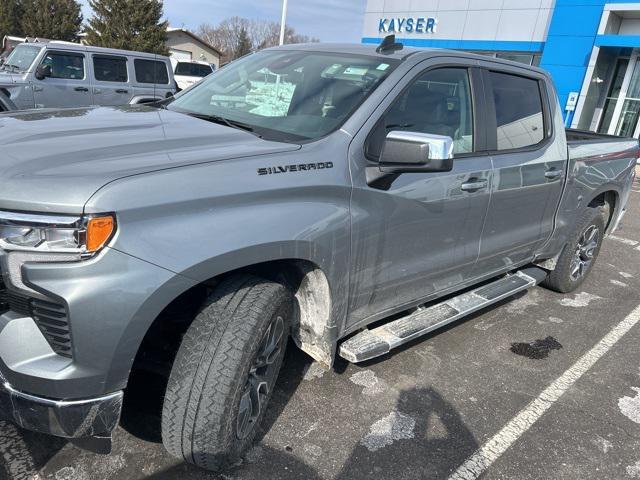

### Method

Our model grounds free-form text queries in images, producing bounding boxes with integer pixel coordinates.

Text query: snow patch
[559,292,601,308]
[620,272,634,279]
[350,370,385,396]
[619,387,640,424]
[361,411,415,452]
[505,289,541,314]
[627,461,640,478]
[303,362,325,381]
[611,279,629,287]
[592,435,613,453]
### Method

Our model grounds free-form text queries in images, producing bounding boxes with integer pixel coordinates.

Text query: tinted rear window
[134,59,169,84]
[93,55,127,82]
[489,71,545,151]
[175,62,212,77]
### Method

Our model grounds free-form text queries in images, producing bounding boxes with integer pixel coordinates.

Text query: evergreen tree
[0,0,23,41]
[85,0,169,55]
[20,0,82,41]
[234,26,251,59]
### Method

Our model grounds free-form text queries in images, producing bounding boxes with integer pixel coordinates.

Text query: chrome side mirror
[380,131,454,169]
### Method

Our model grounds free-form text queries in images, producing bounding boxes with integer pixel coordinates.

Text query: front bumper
[0,369,123,439]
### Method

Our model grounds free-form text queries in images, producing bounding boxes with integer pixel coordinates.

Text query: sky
[79,0,368,43]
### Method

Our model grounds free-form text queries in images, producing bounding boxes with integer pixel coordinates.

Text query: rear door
[33,49,92,108]
[91,53,132,106]
[131,57,171,102]
[348,61,493,327]
[473,66,566,275]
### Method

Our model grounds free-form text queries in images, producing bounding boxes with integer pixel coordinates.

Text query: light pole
[279,0,289,46]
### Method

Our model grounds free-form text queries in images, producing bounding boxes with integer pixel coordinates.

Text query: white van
[171,58,214,90]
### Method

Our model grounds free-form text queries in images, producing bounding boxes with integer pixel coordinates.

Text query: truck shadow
[0,344,478,479]
[334,386,478,480]
[142,384,478,480]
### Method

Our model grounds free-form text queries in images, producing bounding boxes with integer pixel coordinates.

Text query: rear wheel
[542,206,606,293]
[161,274,292,471]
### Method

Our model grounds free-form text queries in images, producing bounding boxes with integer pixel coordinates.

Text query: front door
[473,68,566,275]
[347,65,492,327]
[33,50,92,108]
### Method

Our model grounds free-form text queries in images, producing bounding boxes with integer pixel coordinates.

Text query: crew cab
[0,42,176,111]
[0,39,636,472]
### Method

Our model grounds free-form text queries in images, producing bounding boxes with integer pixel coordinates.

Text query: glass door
[598,58,628,133]
[609,49,640,137]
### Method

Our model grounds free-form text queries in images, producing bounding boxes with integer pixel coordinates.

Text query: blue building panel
[540,36,598,66]
[361,37,544,52]
[595,35,640,48]
[547,5,605,37]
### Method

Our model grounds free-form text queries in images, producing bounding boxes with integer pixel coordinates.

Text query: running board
[339,268,547,363]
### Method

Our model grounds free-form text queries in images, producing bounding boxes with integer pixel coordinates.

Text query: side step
[339,268,547,363]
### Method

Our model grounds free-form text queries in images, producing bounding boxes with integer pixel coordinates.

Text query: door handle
[544,169,563,180]
[33,85,43,92]
[74,86,89,92]
[115,89,129,94]
[460,178,488,192]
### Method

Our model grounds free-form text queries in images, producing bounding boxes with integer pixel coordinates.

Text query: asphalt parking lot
[2,175,640,480]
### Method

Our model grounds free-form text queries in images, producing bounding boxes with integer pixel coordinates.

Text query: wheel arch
[115,255,336,398]
[586,188,619,233]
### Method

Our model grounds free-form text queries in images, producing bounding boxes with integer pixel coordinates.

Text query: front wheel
[542,206,606,293]
[161,274,292,471]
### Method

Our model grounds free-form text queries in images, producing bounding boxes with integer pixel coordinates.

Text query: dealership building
[362,0,640,137]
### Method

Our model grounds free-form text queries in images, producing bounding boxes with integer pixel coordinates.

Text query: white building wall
[362,0,555,44]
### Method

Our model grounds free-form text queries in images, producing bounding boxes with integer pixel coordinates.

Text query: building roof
[166,27,224,57]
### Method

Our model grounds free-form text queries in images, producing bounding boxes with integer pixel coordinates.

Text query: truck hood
[0,106,300,213]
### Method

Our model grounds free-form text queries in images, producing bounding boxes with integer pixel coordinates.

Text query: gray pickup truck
[0,39,637,472]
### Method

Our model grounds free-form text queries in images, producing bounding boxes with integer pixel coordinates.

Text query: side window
[40,52,85,80]
[367,68,474,159]
[489,71,545,151]
[134,59,169,84]
[93,55,128,82]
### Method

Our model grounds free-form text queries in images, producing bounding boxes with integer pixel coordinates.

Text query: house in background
[1,35,52,57]
[166,27,222,69]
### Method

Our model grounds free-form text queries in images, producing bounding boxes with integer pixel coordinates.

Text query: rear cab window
[134,59,169,84]
[93,55,128,82]
[487,71,546,151]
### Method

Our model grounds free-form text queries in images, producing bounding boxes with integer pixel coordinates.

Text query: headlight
[0,211,116,296]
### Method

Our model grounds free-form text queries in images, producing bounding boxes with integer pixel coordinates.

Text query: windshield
[175,62,213,78]
[2,45,42,72]
[167,50,399,142]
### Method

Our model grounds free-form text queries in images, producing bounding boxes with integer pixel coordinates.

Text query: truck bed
[566,128,633,144]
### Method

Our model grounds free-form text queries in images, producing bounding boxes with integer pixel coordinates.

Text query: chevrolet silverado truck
[0,38,637,472]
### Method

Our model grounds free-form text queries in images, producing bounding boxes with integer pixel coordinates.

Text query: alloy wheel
[569,224,600,281]
[236,315,285,440]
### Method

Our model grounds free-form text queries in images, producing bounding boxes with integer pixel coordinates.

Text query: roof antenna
[376,34,403,54]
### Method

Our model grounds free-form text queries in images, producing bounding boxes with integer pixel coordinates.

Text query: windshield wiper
[185,112,261,137]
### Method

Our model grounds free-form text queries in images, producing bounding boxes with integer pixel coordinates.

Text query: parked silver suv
[0,42,176,111]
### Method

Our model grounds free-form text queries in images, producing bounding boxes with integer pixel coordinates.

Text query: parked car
[0,39,637,472]
[170,57,214,90]
[0,42,176,111]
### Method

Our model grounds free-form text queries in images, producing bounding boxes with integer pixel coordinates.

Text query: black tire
[161,274,292,471]
[542,206,606,293]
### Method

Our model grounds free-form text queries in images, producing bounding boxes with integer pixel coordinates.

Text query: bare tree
[196,17,318,62]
